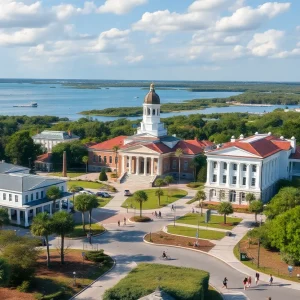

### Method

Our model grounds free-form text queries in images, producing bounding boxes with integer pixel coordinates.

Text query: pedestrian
[192,207,195,213]
[159,211,162,218]
[269,274,273,285]
[248,276,252,288]
[171,204,174,211]
[243,277,248,290]
[267,298,272,300]
[222,277,228,289]
[123,217,126,225]
[155,211,158,218]
[255,272,259,285]
[118,220,120,227]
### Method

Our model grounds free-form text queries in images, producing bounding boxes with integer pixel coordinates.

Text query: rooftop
[32,130,80,141]
[0,161,30,174]
[90,136,127,151]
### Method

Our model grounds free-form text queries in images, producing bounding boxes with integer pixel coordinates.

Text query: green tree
[269,206,300,265]
[155,189,164,206]
[155,178,164,188]
[164,175,173,201]
[175,148,183,183]
[0,208,9,228]
[82,155,89,173]
[0,257,11,287]
[51,211,74,264]
[99,169,108,181]
[134,190,148,217]
[217,202,233,224]
[197,165,207,183]
[194,190,206,216]
[31,212,53,268]
[86,195,99,228]
[189,158,199,181]
[68,184,78,207]
[46,186,62,213]
[249,200,264,223]
[112,145,120,176]
[5,130,42,165]
[74,194,89,232]
[246,193,256,203]
[265,187,300,220]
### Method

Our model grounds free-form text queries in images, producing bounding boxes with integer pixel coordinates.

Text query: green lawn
[66,223,105,238]
[67,180,116,192]
[167,225,226,240]
[97,197,111,207]
[49,172,86,178]
[103,263,211,300]
[177,213,242,230]
[121,188,188,210]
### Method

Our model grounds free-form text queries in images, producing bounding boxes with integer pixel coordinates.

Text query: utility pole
[173,206,176,227]
[257,238,261,268]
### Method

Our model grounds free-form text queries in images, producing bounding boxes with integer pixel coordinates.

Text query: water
[0,82,296,121]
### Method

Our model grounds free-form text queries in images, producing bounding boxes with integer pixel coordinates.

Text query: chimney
[62,151,67,177]
[239,134,244,140]
[194,136,198,141]
[268,132,272,136]
[255,132,259,135]
[231,136,236,142]
[291,136,296,153]
[280,136,284,140]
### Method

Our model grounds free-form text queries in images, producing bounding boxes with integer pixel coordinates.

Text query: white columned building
[205,133,300,204]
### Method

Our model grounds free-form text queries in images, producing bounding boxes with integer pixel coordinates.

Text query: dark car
[69,186,83,192]
[96,191,110,198]
[124,190,132,196]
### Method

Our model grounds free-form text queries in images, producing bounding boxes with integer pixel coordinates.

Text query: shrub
[110,173,117,178]
[17,281,30,293]
[85,250,109,263]
[281,251,300,266]
[42,291,64,300]
[99,170,108,181]
[186,182,202,188]
[130,216,151,222]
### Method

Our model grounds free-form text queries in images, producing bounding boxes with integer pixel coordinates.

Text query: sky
[0,0,300,81]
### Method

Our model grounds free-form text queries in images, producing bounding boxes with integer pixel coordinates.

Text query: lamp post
[173,205,176,227]
[257,212,263,268]
[73,271,76,287]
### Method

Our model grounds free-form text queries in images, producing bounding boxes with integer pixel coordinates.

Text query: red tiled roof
[35,153,52,163]
[174,140,212,155]
[290,146,300,159]
[144,143,173,154]
[210,135,291,158]
[90,136,127,150]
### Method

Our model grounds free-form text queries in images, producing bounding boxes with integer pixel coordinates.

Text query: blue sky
[0,0,299,81]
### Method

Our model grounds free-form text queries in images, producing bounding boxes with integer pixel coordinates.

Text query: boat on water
[134,96,139,98]
[13,102,38,108]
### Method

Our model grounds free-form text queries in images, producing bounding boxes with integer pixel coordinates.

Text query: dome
[144,83,160,104]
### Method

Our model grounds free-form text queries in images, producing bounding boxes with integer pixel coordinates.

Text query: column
[256,164,261,189]
[24,210,29,227]
[206,160,212,184]
[33,208,37,217]
[247,164,251,189]
[122,155,126,174]
[7,208,12,221]
[136,157,140,175]
[151,157,154,176]
[49,203,52,215]
[157,158,161,175]
[144,157,147,175]
[226,162,231,187]
[236,163,241,188]
[41,206,44,213]
[216,161,221,185]
[128,156,132,174]
[17,210,21,225]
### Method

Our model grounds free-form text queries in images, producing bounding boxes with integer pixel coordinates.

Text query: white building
[205,133,300,205]
[32,130,80,151]
[0,173,70,227]
[0,161,30,174]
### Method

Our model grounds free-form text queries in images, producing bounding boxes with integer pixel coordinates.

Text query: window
[243,164,247,171]
[93,155,96,162]
[31,194,33,201]
[252,165,257,172]
[153,109,155,115]
[15,195,18,202]
[222,175,226,184]
[242,177,246,185]
[241,192,246,202]
[36,192,39,199]
[9,194,12,201]
[25,195,28,203]
[183,161,188,171]
[251,178,256,186]
[233,164,237,171]
[61,186,64,192]
[41,191,44,198]
[213,175,217,182]
[3,193,6,200]
[172,160,177,169]
[223,162,227,170]
[104,156,107,163]
[98,156,102,163]
[232,176,237,184]
[213,162,217,169]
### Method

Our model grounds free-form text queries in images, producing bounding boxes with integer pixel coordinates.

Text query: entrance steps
[121,174,156,186]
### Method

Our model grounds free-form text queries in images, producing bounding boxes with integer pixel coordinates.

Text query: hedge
[103,263,209,300]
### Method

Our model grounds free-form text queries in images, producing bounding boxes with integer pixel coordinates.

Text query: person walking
[123,217,126,225]
[269,274,273,285]
[243,277,248,290]
[155,211,158,218]
[117,220,120,227]
[158,211,162,218]
[255,272,260,285]
[248,276,252,288]
[171,204,174,211]
[222,277,228,289]
[192,207,195,213]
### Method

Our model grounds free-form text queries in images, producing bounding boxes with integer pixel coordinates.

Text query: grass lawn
[49,171,86,178]
[103,263,211,300]
[66,223,105,238]
[67,180,116,192]
[121,188,187,210]
[97,197,111,207]
[177,213,242,230]
[167,225,225,240]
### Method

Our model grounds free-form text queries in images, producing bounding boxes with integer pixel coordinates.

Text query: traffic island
[129,216,152,222]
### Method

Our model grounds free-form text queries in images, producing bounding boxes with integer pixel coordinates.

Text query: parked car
[96,191,111,198]
[69,186,83,192]
[79,190,95,195]
[124,190,132,196]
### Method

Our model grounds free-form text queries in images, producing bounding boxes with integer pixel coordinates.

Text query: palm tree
[164,175,173,201]
[175,148,183,183]
[68,184,78,207]
[31,212,53,268]
[246,193,256,204]
[51,211,74,264]
[74,194,89,232]
[86,195,99,228]
[155,189,164,206]
[195,190,206,216]
[217,202,233,224]
[82,156,89,173]
[112,145,120,176]
[46,186,62,213]
[0,208,9,228]
[134,190,148,217]
[189,158,199,181]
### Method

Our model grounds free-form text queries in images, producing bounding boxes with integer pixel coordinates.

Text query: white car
[79,190,95,195]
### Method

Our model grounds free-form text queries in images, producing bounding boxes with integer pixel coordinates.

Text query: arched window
[98,156,102,163]
[153,109,155,115]
[229,190,236,202]
[147,108,151,115]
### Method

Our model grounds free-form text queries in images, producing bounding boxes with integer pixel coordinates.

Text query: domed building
[88,84,213,181]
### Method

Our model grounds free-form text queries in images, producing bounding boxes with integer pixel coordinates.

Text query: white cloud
[99,28,130,39]
[125,55,144,63]
[98,0,147,15]
[216,2,290,32]
[53,2,97,20]
[201,65,221,71]
[188,0,227,12]
[149,37,162,44]
[247,29,284,57]
[192,30,240,45]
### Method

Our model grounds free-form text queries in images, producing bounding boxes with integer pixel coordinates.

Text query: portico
[122,155,161,176]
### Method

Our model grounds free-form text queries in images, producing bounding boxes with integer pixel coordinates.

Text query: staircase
[121,174,156,186]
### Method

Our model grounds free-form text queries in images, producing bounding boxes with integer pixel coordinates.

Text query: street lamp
[73,271,76,287]
[173,205,176,227]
